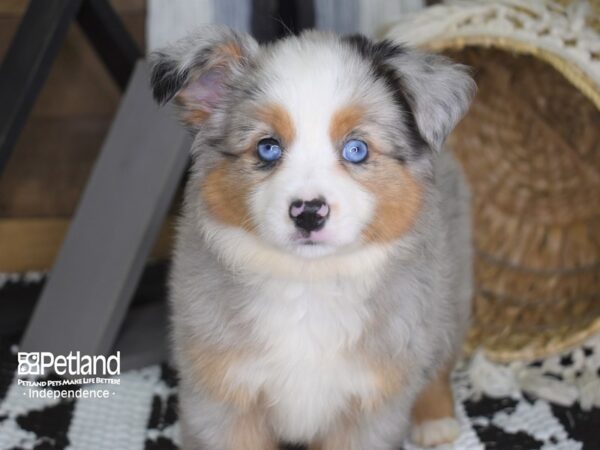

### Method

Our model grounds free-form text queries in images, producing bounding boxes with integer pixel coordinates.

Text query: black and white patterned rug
[1,272,599,450]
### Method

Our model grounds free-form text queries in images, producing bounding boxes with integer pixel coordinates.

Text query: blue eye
[257,138,282,162]
[342,139,368,163]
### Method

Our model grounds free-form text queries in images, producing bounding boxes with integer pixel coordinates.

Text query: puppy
[151,27,475,450]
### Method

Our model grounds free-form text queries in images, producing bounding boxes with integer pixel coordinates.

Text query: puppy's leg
[309,420,358,450]
[178,382,277,450]
[227,406,278,450]
[310,399,409,450]
[410,366,460,448]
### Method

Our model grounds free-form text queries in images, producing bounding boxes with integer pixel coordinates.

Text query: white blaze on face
[248,39,378,256]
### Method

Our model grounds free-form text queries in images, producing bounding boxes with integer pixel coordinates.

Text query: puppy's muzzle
[289,198,330,233]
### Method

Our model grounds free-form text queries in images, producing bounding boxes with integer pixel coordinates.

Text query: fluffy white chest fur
[229,274,381,440]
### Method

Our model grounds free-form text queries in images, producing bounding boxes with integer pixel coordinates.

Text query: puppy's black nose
[289,198,330,233]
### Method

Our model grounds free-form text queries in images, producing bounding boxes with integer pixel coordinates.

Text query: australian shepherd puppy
[150,26,475,450]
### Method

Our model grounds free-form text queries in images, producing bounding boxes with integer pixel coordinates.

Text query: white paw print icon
[18,352,41,376]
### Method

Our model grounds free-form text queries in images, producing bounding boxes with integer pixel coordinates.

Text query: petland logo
[18,351,120,377]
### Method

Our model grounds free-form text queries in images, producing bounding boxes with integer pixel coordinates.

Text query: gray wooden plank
[20,60,190,358]
[115,301,170,371]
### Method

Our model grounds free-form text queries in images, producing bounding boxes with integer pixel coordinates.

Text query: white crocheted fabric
[1,328,599,449]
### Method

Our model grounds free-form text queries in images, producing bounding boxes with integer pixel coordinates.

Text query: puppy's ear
[346,35,475,152]
[150,26,258,128]
[388,46,475,151]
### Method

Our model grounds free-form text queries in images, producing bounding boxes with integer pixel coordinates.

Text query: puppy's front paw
[410,417,460,448]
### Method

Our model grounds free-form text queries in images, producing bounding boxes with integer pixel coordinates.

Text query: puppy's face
[152,28,474,258]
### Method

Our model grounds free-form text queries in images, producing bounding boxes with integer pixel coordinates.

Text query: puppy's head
[151,27,474,258]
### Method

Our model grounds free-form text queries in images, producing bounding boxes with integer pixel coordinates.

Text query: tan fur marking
[362,164,423,243]
[186,345,254,409]
[309,425,355,450]
[257,103,296,144]
[329,104,365,143]
[355,360,405,413]
[411,366,456,425]
[218,41,243,61]
[228,399,277,450]
[201,162,255,230]
[180,108,210,125]
[373,362,404,404]
[174,90,212,126]
[309,402,360,450]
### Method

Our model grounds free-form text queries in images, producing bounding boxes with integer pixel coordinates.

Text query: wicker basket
[385,0,600,362]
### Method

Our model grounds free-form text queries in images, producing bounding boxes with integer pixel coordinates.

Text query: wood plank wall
[0,0,156,271]
[0,0,146,218]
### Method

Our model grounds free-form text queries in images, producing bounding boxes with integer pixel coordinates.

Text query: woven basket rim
[424,35,600,112]
[384,1,600,109]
